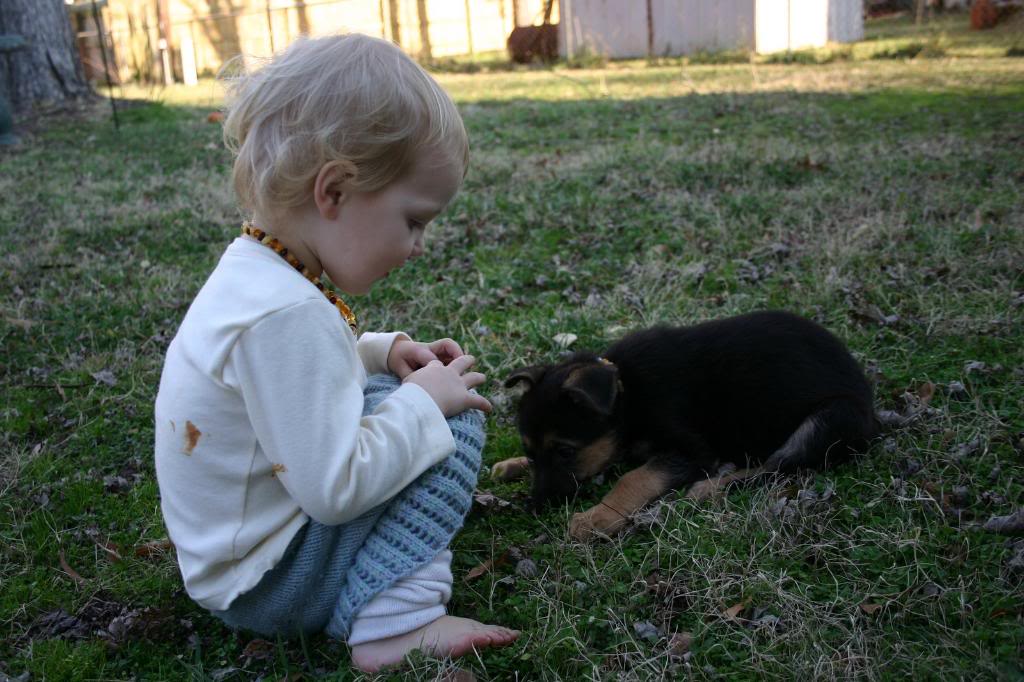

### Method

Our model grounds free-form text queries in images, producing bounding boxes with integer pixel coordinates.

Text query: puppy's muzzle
[530,470,581,512]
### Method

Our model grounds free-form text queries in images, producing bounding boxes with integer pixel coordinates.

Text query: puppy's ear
[563,363,619,416]
[505,366,546,389]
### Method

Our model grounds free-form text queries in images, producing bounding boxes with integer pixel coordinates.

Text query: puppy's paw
[684,478,722,503]
[569,504,627,541]
[490,456,530,482]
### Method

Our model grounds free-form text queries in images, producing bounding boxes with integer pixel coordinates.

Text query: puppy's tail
[762,399,877,473]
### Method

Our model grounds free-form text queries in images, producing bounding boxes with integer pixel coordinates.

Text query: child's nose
[410,233,424,258]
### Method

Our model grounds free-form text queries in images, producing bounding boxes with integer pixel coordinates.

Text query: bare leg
[350,616,519,673]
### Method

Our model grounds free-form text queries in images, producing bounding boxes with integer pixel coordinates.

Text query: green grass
[2,13,1023,681]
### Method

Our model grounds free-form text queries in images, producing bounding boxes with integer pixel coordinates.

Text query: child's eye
[407,219,425,231]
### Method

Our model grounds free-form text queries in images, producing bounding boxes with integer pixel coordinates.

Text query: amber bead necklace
[241,221,357,332]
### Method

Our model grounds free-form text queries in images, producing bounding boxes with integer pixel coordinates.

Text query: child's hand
[404,355,492,418]
[388,338,464,378]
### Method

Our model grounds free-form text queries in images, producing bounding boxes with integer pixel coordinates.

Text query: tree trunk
[0,0,91,114]
[387,0,401,47]
[416,0,432,62]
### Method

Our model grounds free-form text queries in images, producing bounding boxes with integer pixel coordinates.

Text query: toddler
[154,33,518,673]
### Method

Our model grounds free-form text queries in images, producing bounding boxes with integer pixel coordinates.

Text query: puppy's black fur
[505,310,878,513]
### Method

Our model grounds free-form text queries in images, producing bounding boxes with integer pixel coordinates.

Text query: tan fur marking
[685,467,762,502]
[491,456,530,481]
[183,421,201,455]
[600,463,672,514]
[573,434,617,479]
[562,366,587,389]
[569,463,673,540]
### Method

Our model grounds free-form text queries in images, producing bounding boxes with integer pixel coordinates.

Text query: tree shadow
[185,0,242,65]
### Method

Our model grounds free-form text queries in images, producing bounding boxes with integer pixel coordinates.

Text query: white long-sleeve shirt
[154,238,455,611]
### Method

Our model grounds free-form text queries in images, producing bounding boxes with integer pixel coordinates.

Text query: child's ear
[313,160,358,220]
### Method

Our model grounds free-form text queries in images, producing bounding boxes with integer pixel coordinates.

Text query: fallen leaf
[963,360,988,375]
[91,370,116,387]
[103,474,133,494]
[134,538,174,558]
[798,155,827,171]
[59,551,87,586]
[464,547,518,582]
[859,601,884,615]
[989,608,1019,619]
[722,600,748,621]
[465,558,497,582]
[494,575,516,589]
[30,608,89,640]
[951,437,984,460]
[681,261,708,281]
[983,509,1024,536]
[666,631,693,657]
[916,381,935,405]
[632,620,660,642]
[95,538,123,563]
[473,490,512,510]
[851,303,899,327]
[947,380,969,400]
[515,558,538,578]
[206,111,224,123]
[553,332,578,349]
[4,316,35,330]
[241,638,275,661]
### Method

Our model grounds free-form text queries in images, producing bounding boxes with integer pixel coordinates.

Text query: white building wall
[757,0,860,53]
[561,0,862,59]
[787,0,830,50]
[559,0,648,59]
[560,0,756,58]
[828,0,864,43]
[754,0,787,54]
[652,0,756,55]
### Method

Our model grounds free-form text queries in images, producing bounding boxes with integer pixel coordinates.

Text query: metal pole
[646,0,653,58]
[90,0,120,130]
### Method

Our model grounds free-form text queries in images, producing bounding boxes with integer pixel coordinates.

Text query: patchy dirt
[25,593,187,649]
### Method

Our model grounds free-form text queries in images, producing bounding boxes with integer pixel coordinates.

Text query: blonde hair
[222,33,468,218]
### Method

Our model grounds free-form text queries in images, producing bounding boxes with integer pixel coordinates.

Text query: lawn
[1,12,1023,681]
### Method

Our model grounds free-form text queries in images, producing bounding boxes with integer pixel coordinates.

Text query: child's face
[320,148,461,295]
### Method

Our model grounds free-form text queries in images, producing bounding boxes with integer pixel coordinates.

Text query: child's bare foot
[350,615,519,673]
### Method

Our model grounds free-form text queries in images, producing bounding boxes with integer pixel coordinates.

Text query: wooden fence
[71,0,555,84]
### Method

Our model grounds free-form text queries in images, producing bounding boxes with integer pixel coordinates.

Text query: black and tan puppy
[493,310,878,540]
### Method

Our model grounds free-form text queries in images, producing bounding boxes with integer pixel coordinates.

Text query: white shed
[558,0,864,58]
